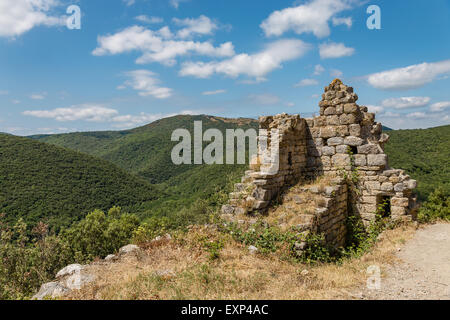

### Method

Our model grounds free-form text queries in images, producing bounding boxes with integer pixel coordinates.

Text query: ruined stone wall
[305,79,418,226]
[223,114,308,215]
[222,79,418,248]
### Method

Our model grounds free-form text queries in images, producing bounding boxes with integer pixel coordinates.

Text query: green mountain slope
[384,125,450,200]
[32,115,258,184]
[0,134,159,229]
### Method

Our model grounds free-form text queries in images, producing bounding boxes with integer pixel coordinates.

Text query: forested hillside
[385,125,449,200]
[0,134,158,229]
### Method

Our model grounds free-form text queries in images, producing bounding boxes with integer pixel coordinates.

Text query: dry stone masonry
[222,79,418,249]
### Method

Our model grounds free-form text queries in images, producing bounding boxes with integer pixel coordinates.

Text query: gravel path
[359,223,450,300]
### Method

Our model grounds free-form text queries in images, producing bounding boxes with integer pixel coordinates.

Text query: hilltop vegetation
[0,134,158,229]
[385,125,450,200]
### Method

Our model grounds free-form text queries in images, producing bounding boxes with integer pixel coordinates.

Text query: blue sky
[1,0,449,135]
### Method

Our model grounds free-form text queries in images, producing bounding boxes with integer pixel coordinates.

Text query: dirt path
[357,223,450,300]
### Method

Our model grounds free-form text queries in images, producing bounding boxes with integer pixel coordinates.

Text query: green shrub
[417,187,450,222]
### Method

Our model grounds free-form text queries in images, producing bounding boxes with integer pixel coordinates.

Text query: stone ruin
[221,79,418,250]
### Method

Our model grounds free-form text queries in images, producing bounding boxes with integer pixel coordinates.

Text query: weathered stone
[349,124,361,136]
[56,264,84,278]
[339,113,356,125]
[367,154,387,167]
[344,103,358,113]
[357,144,380,154]
[322,146,335,156]
[32,282,69,300]
[327,137,344,146]
[324,107,336,115]
[326,115,340,125]
[320,126,336,138]
[404,179,417,190]
[380,182,394,192]
[332,154,350,167]
[344,136,363,146]
[394,183,404,192]
[354,154,367,166]
[391,197,409,207]
[119,244,141,255]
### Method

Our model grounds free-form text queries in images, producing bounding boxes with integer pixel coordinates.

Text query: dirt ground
[356,223,450,300]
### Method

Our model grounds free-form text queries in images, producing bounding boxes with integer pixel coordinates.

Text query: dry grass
[65,223,417,300]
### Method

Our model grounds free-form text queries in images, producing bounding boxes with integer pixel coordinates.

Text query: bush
[418,187,450,223]
[0,218,71,299]
[62,207,140,262]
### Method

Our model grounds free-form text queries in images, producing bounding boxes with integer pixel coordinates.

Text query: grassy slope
[0,134,159,229]
[384,125,450,200]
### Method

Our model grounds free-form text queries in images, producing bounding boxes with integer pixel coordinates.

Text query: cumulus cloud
[294,78,319,87]
[179,39,311,80]
[367,60,450,90]
[260,0,355,38]
[119,70,173,99]
[135,15,163,24]
[366,105,384,114]
[92,25,234,66]
[313,64,325,75]
[23,104,119,122]
[381,96,430,109]
[332,16,352,28]
[319,42,355,59]
[173,15,217,39]
[406,112,427,119]
[0,0,65,37]
[202,89,226,96]
[430,101,450,112]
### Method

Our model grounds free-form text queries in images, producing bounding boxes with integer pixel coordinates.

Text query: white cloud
[92,25,234,66]
[294,78,319,87]
[430,101,450,112]
[330,68,343,77]
[173,15,217,39]
[381,96,430,109]
[319,42,355,59]
[260,0,354,38]
[406,112,427,119]
[202,89,226,96]
[30,92,47,100]
[135,15,163,24]
[23,104,119,122]
[123,0,135,6]
[332,16,352,28]
[367,60,450,90]
[248,93,280,105]
[313,64,325,75]
[120,70,173,99]
[170,0,190,9]
[0,0,65,37]
[180,39,311,80]
[366,105,384,114]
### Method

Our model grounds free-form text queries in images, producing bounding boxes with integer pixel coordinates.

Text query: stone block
[324,107,336,115]
[332,154,351,167]
[327,137,344,146]
[354,154,367,166]
[320,126,336,138]
[357,144,379,154]
[349,124,361,136]
[367,154,387,167]
[322,146,336,156]
[344,136,363,146]
[380,182,394,192]
[344,103,358,113]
